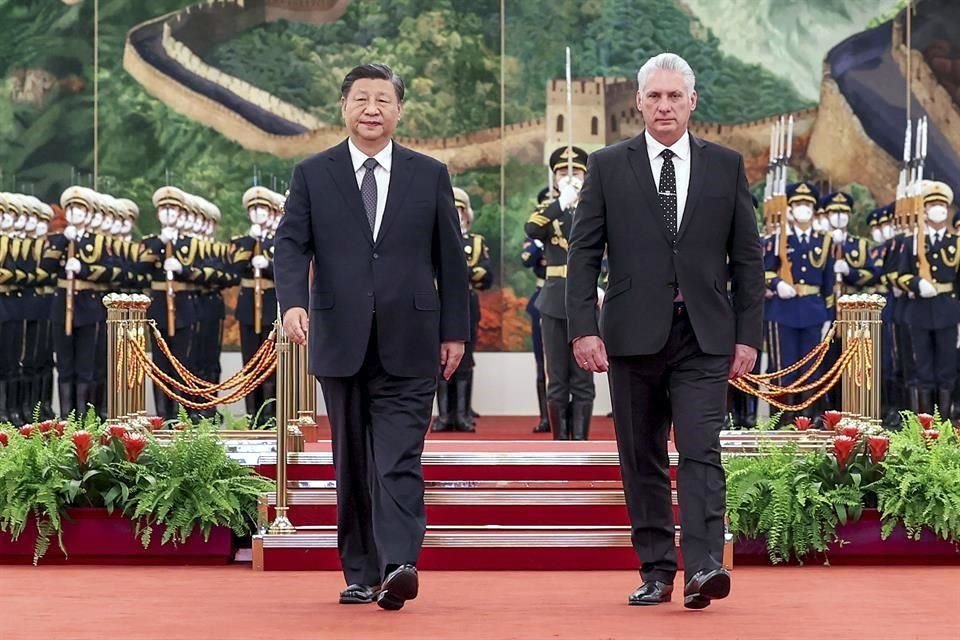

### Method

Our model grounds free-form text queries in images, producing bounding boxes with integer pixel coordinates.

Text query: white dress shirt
[348,138,393,240]
[645,129,691,232]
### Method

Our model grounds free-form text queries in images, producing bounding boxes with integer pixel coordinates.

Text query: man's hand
[728,344,757,380]
[573,335,608,373]
[283,307,309,346]
[440,341,465,380]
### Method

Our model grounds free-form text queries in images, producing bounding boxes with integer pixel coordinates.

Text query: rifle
[253,239,263,335]
[913,117,932,282]
[775,116,795,285]
[65,239,75,336]
[165,238,176,337]
[565,47,573,178]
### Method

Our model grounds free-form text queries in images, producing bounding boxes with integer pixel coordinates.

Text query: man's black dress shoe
[339,584,378,604]
[628,580,674,606]
[376,564,419,611]
[683,568,731,610]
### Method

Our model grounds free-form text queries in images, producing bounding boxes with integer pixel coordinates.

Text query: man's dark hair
[340,64,405,102]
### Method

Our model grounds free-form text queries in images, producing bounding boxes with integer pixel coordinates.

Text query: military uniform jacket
[0,234,24,323]
[48,231,120,327]
[232,234,277,328]
[525,199,572,320]
[763,231,834,328]
[141,234,209,330]
[896,230,960,330]
[834,234,877,294]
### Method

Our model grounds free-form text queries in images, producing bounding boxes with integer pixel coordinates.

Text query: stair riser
[257,464,674,482]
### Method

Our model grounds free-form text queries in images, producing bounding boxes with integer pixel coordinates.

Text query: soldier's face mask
[120,219,133,235]
[25,215,37,232]
[829,212,849,229]
[926,204,948,224]
[13,214,26,230]
[100,214,113,232]
[457,206,471,235]
[35,221,48,237]
[791,204,814,223]
[870,227,884,243]
[65,205,87,225]
[248,206,269,225]
[110,219,123,235]
[90,212,103,228]
[158,206,178,226]
[882,223,895,240]
[192,216,204,233]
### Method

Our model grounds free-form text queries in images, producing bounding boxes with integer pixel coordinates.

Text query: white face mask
[120,219,133,235]
[110,219,123,235]
[66,204,87,225]
[13,214,26,230]
[0,213,12,229]
[90,212,103,229]
[829,212,849,229]
[192,216,204,233]
[882,224,895,240]
[791,204,813,223]
[927,204,948,224]
[35,221,48,237]
[25,215,37,232]
[248,206,269,225]
[870,228,884,243]
[158,206,176,226]
[100,214,114,233]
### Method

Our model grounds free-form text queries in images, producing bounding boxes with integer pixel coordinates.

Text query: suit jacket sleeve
[566,152,607,341]
[434,166,470,342]
[727,155,764,349]
[274,162,314,315]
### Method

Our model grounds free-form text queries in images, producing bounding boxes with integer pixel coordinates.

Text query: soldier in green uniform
[524,146,596,440]
[432,187,493,432]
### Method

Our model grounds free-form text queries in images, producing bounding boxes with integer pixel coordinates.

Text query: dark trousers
[911,325,958,390]
[774,324,821,387]
[895,322,916,385]
[608,307,728,582]
[528,292,546,384]
[54,322,99,384]
[318,321,436,587]
[0,319,22,381]
[541,313,595,403]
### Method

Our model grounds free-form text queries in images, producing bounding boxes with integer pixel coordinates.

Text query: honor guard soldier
[524,146,596,440]
[521,186,554,433]
[432,187,493,432]
[142,186,204,420]
[233,186,279,424]
[896,180,959,420]
[0,193,27,424]
[763,182,835,422]
[49,187,119,417]
[865,204,900,422]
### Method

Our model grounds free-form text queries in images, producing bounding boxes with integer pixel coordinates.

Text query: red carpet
[2,566,957,639]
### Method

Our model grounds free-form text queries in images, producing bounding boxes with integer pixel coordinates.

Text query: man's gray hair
[636,53,696,94]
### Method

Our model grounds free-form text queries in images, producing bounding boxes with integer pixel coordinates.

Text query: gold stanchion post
[836,294,884,423]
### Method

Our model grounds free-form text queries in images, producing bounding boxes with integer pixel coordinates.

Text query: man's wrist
[572,335,597,345]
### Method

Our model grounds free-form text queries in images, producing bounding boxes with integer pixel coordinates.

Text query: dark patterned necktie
[658,148,677,240]
[361,157,378,233]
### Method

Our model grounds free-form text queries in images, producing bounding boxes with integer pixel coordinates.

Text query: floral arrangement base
[0,508,234,565]
[734,509,960,566]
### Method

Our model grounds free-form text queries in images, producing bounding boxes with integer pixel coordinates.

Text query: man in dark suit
[274,63,469,611]
[566,53,764,609]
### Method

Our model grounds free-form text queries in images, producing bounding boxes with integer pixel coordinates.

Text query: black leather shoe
[339,584,378,604]
[628,580,673,606]
[683,568,731,610]
[376,564,418,611]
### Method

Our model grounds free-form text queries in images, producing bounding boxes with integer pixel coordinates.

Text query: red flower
[917,414,934,429]
[839,425,861,439]
[109,424,128,439]
[923,429,940,443]
[833,436,857,470]
[19,425,34,439]
[823,411,843,430]
[72,431,94,465]
[173,422,187,431]
[867,435,889,464]
[794,416,812,431]
[55,421,67,436]
[0,432,7,447]
[121,431,148,463]
[146,416,164,431]
[37,420,55,434]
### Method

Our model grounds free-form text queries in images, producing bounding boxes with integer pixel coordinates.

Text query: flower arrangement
[0,410,274,564]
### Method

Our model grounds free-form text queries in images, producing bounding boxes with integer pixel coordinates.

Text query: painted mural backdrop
[5,0,954,351]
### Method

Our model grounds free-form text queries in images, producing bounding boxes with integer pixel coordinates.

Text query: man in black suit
[566,53,764,609]
[274,63,469,611]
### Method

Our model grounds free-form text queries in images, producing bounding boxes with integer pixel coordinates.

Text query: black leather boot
[547,400,570,440]
[466,374,479,420]
[533,377,550,433]
[75,383,94,420]
[431,379,452,432]
[40,372,55,420]
[7,378,24,427]
[570,400,593,441]
[908,386,920,414]
[58,383,75,419]
[937,386,953,422]
[918,388,934,416]
[454,376,475,432]
[0,381,10,425]
[20,375,37,423]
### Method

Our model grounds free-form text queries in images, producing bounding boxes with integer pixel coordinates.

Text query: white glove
[65,257,82,274]
[834,259,850,275]
[63,225,78,241]
[249,223,263,239]
[163,257,183,273]
[831,228,846,243]
[160,227,178,244]
[776,281,797,299]
[251,255,269,270]
[558,183,580,211]
[596,286,605,308]
[820,321,831,342]
[533,239,544,249]
[892,287,903,298]
[918,279,937,299]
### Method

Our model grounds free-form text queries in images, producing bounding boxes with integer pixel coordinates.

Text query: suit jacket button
[367,291,373,297]
[373,253,379,259]
[673,249,679,255]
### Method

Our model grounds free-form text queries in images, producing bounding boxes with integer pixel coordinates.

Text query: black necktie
[361,157,378,233]
[659,148,677,240]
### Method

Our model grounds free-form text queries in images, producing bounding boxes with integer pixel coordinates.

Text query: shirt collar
[645,129,690,163]
[348,138,393,174]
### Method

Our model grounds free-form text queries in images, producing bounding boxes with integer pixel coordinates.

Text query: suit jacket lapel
[374,143,415,247]
[676,133,706,243]
[627,134,674,245]
[327,139,374,246]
